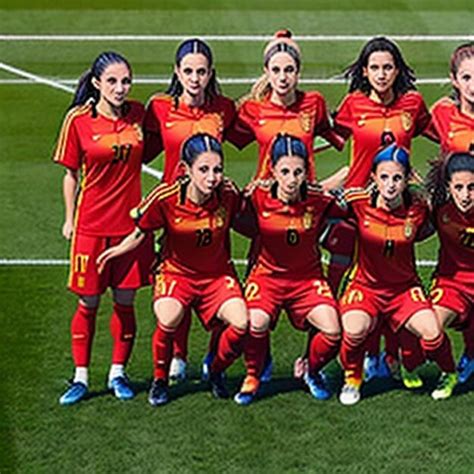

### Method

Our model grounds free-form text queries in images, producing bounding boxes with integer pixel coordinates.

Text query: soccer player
[97,133,249,406]
[143,39,238,381]
[427,153,474,386]
[328,37,433,382]
[53,52,154,405]
[338,144,458,405]
[233,134,341,405]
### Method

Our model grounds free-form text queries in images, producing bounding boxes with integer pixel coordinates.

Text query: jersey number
[196,228,213,247]
[112,144,132,163]
[286,229,300,246]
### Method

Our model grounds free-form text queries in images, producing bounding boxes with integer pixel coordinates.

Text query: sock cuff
[113,302,135,314]
[77,303,98,317]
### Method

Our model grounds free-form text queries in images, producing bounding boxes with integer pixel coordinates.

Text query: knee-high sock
[420,332,456,373]
[308,332,340,374]
[110,303,136,365]
[366,320,383,357]
[340,332,366,381]
[244,329,269,378]
[172,308,192,361]
[399,328,425,371]
[71,304,98,367]
[152,323,176,381]
[382,323,399,363]
[211,326,246,374]
[208,324,226,355]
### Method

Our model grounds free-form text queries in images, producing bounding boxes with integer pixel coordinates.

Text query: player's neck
[270,89,297,107]
[377,193,403,211]
[276,186,300,204]
[96,98,123,119]
[369,89,395,106]
[460,98,474,118]
[187,182,211,206]
[181,90,205,108]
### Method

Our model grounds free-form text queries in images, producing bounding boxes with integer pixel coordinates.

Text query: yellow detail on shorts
[225,276,236,289]
[430,288,444,305]
[245,282,260,301]
[342,288,364,305]
[313,279,332,298]
[410,287,426,303]
[77,276,85,288]
[74,254,89,274]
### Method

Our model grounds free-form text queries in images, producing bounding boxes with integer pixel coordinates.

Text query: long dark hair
[449,42,474,104]
[166,38,221,107]
[71,51,131,114]
[344,36,416,96]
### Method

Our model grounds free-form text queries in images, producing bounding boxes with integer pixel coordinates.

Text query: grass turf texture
[1,1,474,472]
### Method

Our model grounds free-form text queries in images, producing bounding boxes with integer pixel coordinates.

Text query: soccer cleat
[260,355,273,383]
[304,371,331,400]
[363,355,379,382]
[457,354,474,384]
[108,375,135,400]
[169,357,187,384]
[431,372,458,400]
[400,365,423,389]
[201,352,214,382]
[209,372,229,399]
[148,379,169,406]
[59,381,88,406]
[234,375,260,406]
[293,356,308,379]
[339,378,362,406]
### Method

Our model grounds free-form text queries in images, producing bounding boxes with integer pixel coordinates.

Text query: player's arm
[62,168,79,240]
[320,165,349,192]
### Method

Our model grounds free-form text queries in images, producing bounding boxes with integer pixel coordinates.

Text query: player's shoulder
[400,90,425,105]
[214,94,235,108]
[302,90,326,104]
[431,96,456,114]
[135,180,182,214]
[126,99,145,115]
[344,186,371,204]
[61,103,93,126]
[146,93,173,109]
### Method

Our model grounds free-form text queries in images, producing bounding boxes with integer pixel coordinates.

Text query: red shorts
[339,281,432,332]
[153,271,244,330]
[430,277,474,330]
[68,232,154,296]
[245,273,338,331]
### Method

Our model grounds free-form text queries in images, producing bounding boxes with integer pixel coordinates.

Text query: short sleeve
[52,111,82,170]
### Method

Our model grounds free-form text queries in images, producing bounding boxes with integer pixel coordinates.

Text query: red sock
[172,308,191,361]
[308,332,340,374]
[110,303,136,365]
[244,329,269,378]
[71,303,98,367]
[366,323,382,358]
[211,326,246,373]
[462,315,474,358]
[420,332,456,373]
[382,323,399,362]
[399,328,425,371]
[208,324,226,354]
[152,323,176,381]
[340,332,366,381]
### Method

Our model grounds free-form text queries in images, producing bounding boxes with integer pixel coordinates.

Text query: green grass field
[1,1,474,473]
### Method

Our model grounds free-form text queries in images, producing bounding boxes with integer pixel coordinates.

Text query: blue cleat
[234,391,256,406]
[458,354,474,384]
[304,371,331,400]
[201,352,214,382]
[234,375,260,406]
[209,372,229,399]
[363,354,379,381]
[378,352,401,380]
[108,375,135,400]
[148,379,169,406]
[260,355,273,383]
[59,382,88,406]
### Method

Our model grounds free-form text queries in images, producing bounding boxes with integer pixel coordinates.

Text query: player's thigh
[307,304,341,336]
[217,297,248,331]
[153,297,185,328]
[405,309,441,340]
[341,310,373,339]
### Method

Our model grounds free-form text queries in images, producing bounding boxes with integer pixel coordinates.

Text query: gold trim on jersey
[401,111,413,132]
[135,181,182,217]
[344,187,369,203]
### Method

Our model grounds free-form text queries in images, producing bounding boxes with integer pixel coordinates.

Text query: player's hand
[96,248,116,274]
[62,221,74,240]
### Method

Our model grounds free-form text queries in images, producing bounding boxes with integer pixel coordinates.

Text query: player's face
[372,160,407,202]
[188,151,223,196]
[452,57,474,110]
[273,155,307,201]
[448,170,474,213]
[265,52,299,97]
[176,53,212,99]
[363,51,399,96]
[93,62,132,108]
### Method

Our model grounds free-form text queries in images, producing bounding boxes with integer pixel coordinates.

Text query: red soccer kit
[429,97,474,154]
[334,91,432,188]
[53,101,154,294]
[231,91,343,182]
[245,182,338,329]
[134,178,243,328]
[143,94,236,182]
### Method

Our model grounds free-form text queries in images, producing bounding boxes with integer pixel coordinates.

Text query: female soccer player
[53,52,154,405]
[328,36,434,381]
[427,153,474,385]
[233,134,341,405]
[97,133,249,406]
[338,144,457,405]
[143,38,238,380]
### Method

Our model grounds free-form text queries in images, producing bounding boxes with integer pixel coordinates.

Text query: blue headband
[176,38,213,65]
[373,144,410,170]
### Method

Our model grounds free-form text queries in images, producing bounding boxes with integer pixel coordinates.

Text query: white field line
[0,77,450,86]
[0,61,163,180]
[0,34,473,42]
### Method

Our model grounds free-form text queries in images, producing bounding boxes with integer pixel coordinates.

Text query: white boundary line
[0,61,163,180]
[0,34,473,42]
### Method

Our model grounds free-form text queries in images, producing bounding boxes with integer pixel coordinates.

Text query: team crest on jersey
[134,124,143,141]
[299,112,312,133]
[404,220,414,239]
[215,206,227,228]
[401,112,413,132]
[441,213,450,225]
[303,210,313,230]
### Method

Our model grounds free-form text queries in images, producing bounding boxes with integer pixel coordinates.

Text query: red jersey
[345,188,429,290]
[430,98,474,154]
[134,178,241,276]
[231,91,343,181]
[247,182,336,278]
[334,91,431,188]
[53,101,145,237]
[433,200,474,284]
[143,94,237,182]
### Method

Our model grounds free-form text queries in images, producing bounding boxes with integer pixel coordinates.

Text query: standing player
[427,153,474,385]
[143,39,238,381]
[338,145,457,405]
[97,134,249,406]
[53,52,154,405]
[234,135,342,405]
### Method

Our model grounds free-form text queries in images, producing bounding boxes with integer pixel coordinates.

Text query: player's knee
[79,295,100,309]
[112,288,135,306]
[232,315,248,333]
[250,311,270,332]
